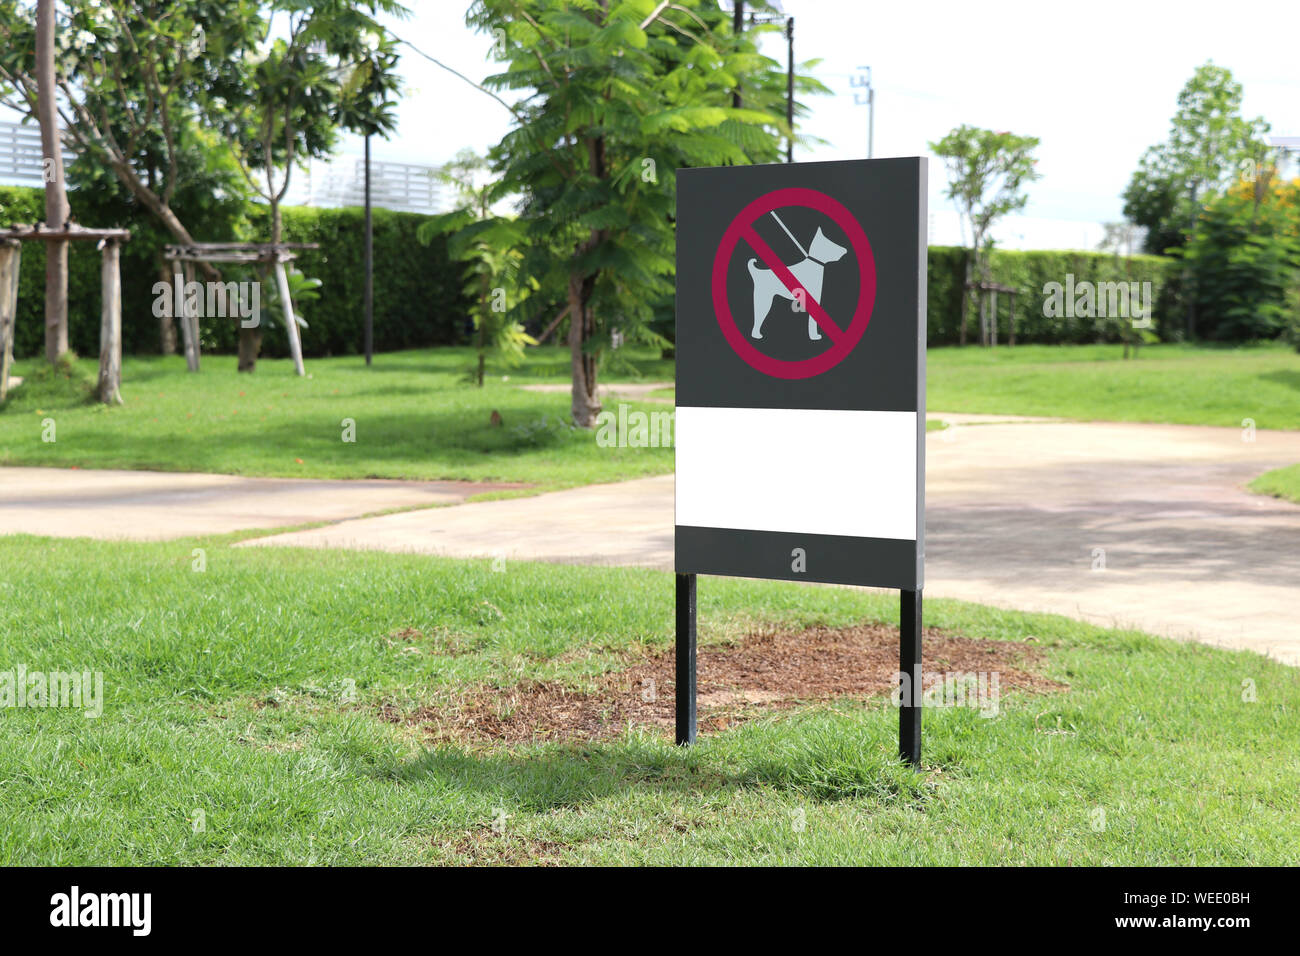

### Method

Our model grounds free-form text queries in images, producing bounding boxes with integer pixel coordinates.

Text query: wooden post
[179,261,200,372]
[274,258,306,376]
[1009,292,1016,347]
[97,239,123,405]
[0,240,19,401]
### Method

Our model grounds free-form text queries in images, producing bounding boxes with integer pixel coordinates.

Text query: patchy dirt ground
[383,622,1065,745]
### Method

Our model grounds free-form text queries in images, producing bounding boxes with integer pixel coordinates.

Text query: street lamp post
[725,1,795,163]
[785,17,794,163]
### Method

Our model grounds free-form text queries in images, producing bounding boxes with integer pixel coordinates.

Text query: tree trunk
[238,264,265,372]
[36,0,69,363]
[157,257,178,355]
[567,273,600,427]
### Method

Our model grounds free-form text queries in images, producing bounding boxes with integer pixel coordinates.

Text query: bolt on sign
[673,158,927,762]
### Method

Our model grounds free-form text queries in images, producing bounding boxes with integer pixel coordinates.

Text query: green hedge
[1,183,1184,357]
[0,186,471,360]
[926,246,1180,345]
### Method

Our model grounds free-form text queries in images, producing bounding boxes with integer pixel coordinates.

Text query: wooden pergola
[966,280,1020,347]
[163,242,319,376]
[0,223,132,404]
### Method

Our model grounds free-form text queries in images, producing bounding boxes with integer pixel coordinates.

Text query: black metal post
[363,133,373,367]
[731,1,743,109]
[785,17,794,164]
[899,588,922,765]
[675,573,697,746]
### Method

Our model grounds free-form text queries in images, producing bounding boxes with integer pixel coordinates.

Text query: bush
[0,186,472,360]
[926,246,1179,345]
[1179,181,1300,342]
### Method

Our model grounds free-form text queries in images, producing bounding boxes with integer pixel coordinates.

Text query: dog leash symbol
[769,211,809,260]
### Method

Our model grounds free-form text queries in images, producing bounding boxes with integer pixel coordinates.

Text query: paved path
[240,418,1300,665]
[0,467,524,539]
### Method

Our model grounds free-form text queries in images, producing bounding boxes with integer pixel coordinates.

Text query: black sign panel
[674,157,926,590]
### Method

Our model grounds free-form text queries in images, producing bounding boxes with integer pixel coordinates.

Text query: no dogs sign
[675,158,927,590]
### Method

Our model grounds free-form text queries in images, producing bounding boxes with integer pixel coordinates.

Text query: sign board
[674,158,927,590]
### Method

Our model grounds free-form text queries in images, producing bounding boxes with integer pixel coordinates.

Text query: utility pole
[364,134,373,366]
[732,1,744,109]
[852,66,874,159]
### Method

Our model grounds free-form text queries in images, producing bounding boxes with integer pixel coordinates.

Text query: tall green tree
[930,125,1040,346]
[0,1,263,264]
[468,0,822,426]
[0,1,405,371]
[1121,62,1272,338]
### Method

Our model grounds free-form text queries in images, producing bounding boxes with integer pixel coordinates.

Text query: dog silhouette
[748,226,849,340]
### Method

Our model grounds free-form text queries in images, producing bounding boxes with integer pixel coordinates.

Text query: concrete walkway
[0,467,525,539]
[239,418,1300,665]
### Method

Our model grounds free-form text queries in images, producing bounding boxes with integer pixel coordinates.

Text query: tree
[929,125,1040,345]
[418,150,537,387]
[0,1,404,371]
[468,0,820,426]
[1121,62,1272,338]
[207,1,405,371]
[0,2,264,272]
[1097,221,1144,258]
[34,0,69,362]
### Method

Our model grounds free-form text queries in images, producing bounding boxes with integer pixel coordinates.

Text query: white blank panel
[675,406,918,541]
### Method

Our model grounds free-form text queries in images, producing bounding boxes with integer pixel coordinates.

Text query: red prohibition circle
[711,187,876,379]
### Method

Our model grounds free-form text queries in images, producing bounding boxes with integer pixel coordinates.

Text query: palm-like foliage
[467,0,823,425]
[419,150,539,386]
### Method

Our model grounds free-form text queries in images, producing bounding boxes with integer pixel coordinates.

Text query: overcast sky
[353,0,1299,249]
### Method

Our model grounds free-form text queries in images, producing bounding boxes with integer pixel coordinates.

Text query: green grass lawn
[2,343,1297,486]
[928,342,1300,429]
[1250,464,1300,504]
[0,347,673,489]
[1,533,1295,866]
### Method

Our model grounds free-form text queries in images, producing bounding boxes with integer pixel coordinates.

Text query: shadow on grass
[362,710,927,811]
[1260,369,1300,393]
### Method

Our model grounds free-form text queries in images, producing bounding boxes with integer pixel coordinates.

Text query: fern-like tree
[419,149,538,387]
[468,0,819,426]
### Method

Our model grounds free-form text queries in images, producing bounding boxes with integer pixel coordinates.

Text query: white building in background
[0,118,447,216]
[0,119,74,189]
[283,154,448,214]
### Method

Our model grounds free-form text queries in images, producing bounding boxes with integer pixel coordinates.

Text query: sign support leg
[900,588,922,765]
[675,573,697,746]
